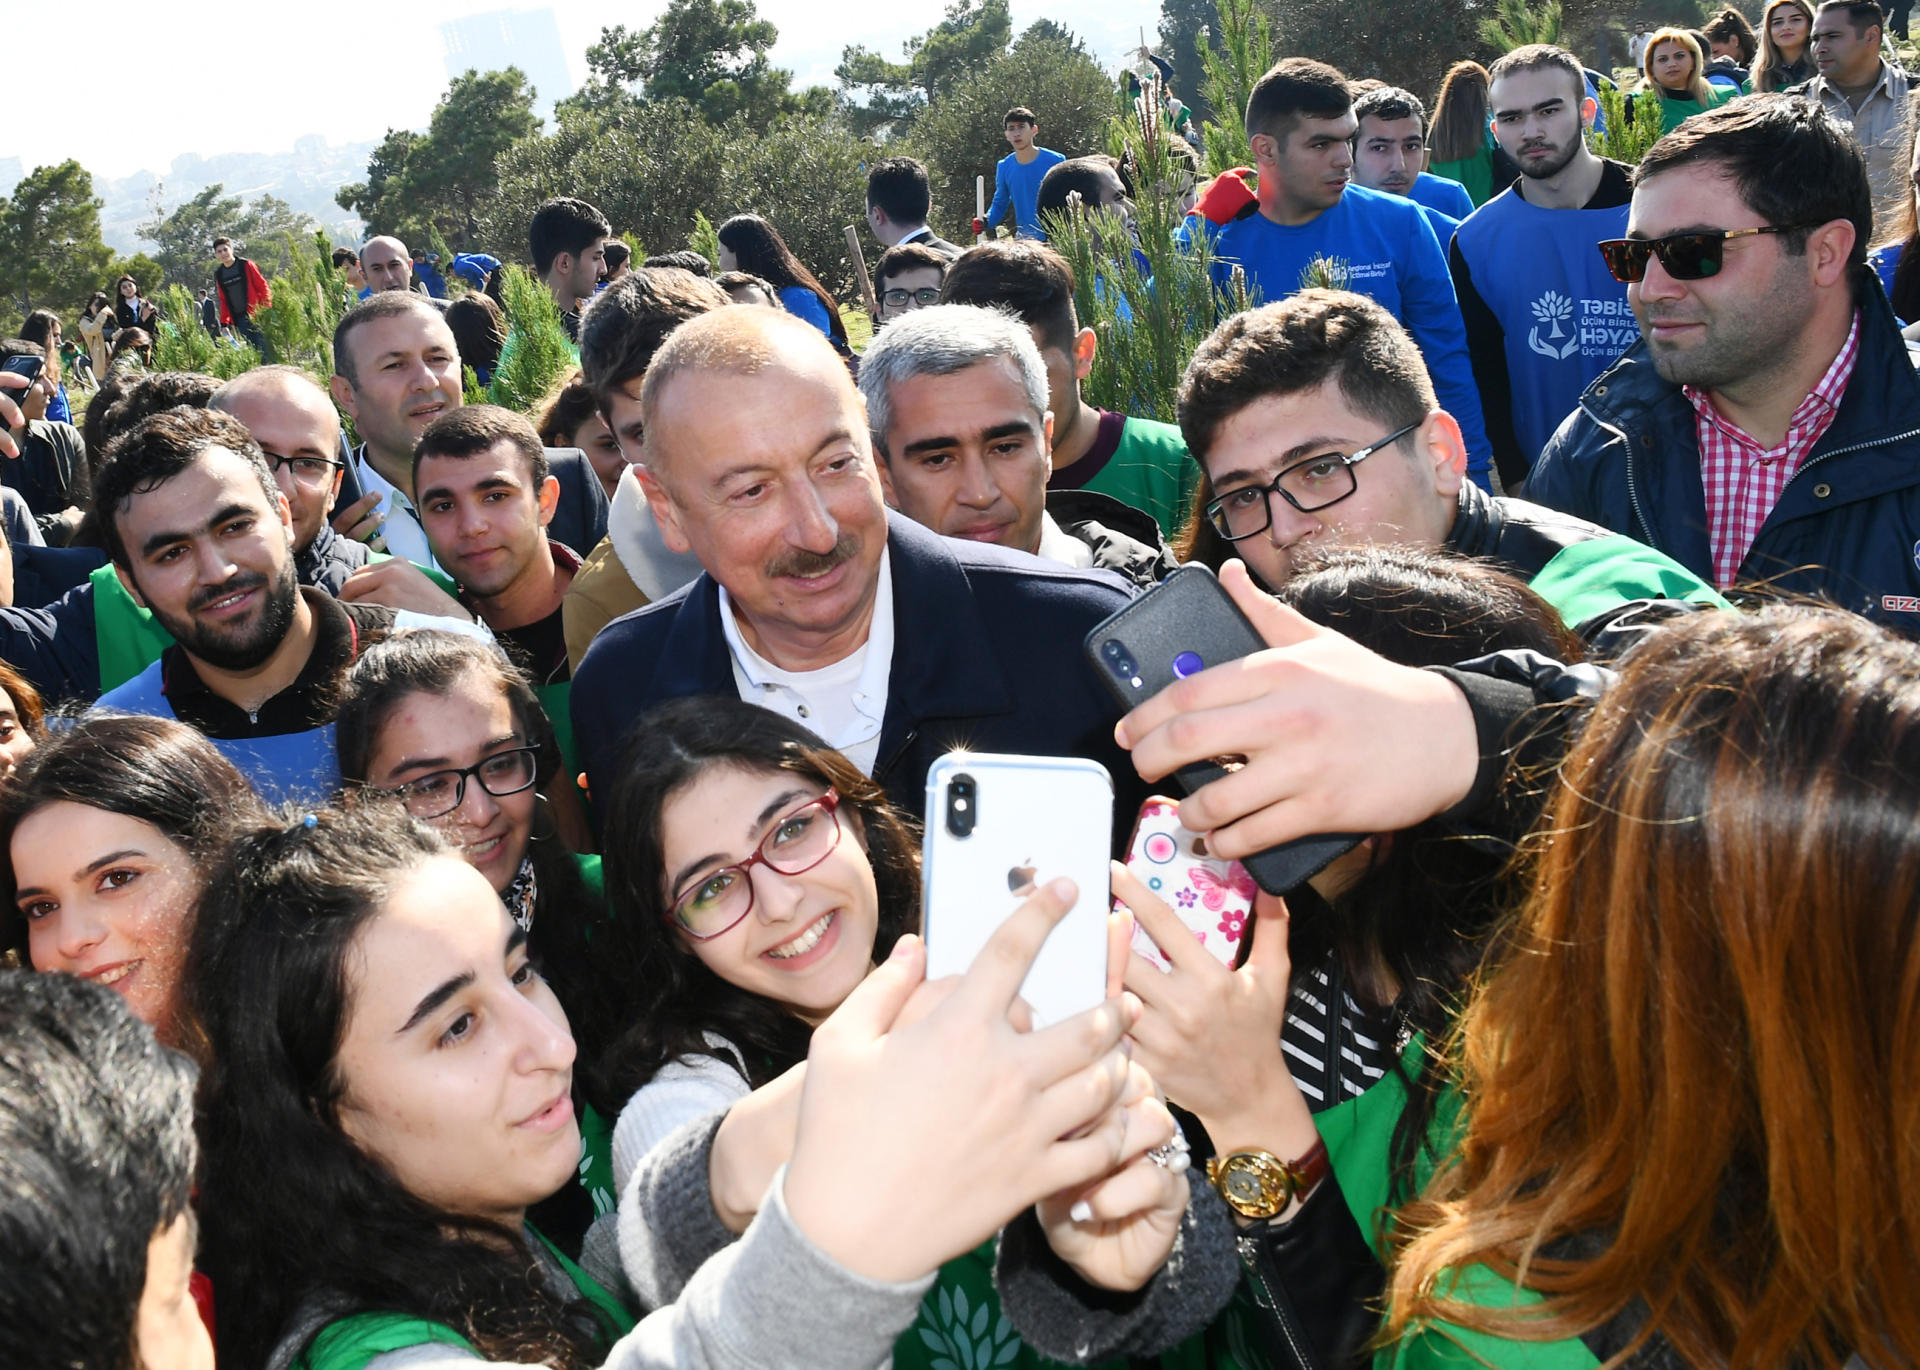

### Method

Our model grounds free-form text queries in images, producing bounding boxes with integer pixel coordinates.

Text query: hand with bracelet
[1112,863,1326,1224]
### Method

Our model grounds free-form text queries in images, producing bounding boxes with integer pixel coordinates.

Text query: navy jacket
[1529,268,1920,631]
[571,513,1150,837]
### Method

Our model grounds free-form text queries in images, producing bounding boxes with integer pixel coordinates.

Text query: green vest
[1524,533,1729,630]
[295,1226,633,1370]
[1308,1047,1596,1370]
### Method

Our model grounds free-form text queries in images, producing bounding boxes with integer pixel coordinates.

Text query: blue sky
[26,1,1168,180]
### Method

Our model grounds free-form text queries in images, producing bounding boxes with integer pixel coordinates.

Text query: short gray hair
[858,304,1051,459]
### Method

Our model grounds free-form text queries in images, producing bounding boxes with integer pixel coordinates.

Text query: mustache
[766,533,860,580]
[188,572,268,614]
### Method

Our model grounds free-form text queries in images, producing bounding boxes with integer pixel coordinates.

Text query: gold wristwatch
[1205,1138,1330,1220]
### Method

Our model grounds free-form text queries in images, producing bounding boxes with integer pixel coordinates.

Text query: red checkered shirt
[1684,311,1860,589]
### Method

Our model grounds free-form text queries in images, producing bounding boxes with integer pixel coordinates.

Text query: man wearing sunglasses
[1450,44,1637,491]
[1178,289,1722,635]
[1530,97,1920,628]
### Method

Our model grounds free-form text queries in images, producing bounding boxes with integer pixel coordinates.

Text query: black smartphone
[0,354,43,402]
[1083,564,1363,894]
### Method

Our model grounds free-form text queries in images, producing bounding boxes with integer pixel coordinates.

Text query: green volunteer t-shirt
[1051,411,1199,540]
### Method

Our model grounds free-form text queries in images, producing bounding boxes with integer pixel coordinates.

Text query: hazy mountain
[95,135,376,257]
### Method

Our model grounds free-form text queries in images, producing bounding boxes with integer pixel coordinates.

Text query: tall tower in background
[440,8,575,120]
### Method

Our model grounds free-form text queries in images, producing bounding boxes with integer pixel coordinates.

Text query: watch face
[1225,1169,1263,1204]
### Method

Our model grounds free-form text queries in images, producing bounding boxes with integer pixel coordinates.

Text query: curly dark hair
[591,697,922,1106]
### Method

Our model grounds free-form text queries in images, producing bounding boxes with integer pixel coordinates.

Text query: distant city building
[440,8,574,119]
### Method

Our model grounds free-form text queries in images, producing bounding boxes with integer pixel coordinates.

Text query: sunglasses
[1596,226,1812,283]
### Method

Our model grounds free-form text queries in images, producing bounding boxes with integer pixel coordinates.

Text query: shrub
[904,35,1118,242]
[486,264,577,414]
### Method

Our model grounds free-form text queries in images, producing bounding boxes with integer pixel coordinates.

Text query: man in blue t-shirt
[1209,58,1496,488]
[1450,44,1636,490]
[1350,85,1477,222]
[977,106,1066,241]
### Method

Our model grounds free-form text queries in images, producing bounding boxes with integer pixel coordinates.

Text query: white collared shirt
[718,548,894,774]
[350,442,442,573]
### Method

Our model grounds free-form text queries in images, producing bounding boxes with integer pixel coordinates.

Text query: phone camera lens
[1101,640,1122,660]
[946,775,977,838]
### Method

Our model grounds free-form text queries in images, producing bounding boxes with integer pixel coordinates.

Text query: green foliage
[904,35,1117,246]
[1196,0,1272,174]
[487,104,866,302]
[1043,84,1249,423]
[836,43,926,139]
[138,184,317,293]
[339,69,540,248]
[837,0,1015,141]
[1592,83,1663,164]
[486,265,577,414]
[1260,0,1478,109]
[1158,0,1223,125]
[687,210,721,267]
[913,1,1015,103]
[249,232,351,385]
[560,0,818,132]
[0,161,115,317]
[1479,0,1564,50]
[153,286,258,378]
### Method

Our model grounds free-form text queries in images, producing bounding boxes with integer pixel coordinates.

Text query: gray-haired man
[856,304,1173,588]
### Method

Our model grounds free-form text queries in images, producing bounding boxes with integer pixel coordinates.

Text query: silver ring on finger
[1147,1121,1191,1174]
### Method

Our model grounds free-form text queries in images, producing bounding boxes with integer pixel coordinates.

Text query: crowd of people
[1,8,1918,1369]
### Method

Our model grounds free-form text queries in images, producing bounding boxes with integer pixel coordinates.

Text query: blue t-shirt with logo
[1210,184,1495,488]
[1451,174,1635,475]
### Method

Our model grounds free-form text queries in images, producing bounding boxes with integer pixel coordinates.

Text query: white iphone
[921,752,1113,1027]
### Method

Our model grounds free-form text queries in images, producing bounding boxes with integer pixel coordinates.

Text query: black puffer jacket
[1047,487,1180,590]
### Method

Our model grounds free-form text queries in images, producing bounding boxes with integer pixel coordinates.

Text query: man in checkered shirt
[1530,94,1920,633]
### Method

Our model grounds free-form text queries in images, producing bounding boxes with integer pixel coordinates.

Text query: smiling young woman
[0,715,260,1055]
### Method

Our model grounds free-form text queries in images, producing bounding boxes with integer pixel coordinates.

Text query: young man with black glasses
[1177,289,1720,637]
[1530,96,1920,630]
[872,243,949,326]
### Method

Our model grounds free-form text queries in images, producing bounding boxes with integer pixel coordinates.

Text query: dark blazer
[571,512,1150,839]
[900,226,965,259]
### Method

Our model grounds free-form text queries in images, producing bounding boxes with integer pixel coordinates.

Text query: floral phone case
[1120,796,1255,971]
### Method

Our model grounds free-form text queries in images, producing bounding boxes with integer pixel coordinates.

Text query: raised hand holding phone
[1113,862,1318,1174]
[784,885,1143,1284]
[1113,560,1478,864]
[1121,796,1254,972]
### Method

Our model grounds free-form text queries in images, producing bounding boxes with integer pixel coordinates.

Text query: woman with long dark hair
[112,274,160,339]
[715,214,849,350]
[19,309,72,423]
[593,696,1221,1370]
[0,715,259,1053]
[336,631,608,1060]
[1381,605,1920,1368]
[191,796,1177,1369]
[1107,546,1584,1368]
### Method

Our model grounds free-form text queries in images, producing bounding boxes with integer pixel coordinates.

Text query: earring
[530,792,560,843]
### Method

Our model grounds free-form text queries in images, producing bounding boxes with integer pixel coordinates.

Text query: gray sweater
[621,1107,1242,1364]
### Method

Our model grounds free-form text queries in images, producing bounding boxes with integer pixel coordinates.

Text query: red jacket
[216,258,272,325]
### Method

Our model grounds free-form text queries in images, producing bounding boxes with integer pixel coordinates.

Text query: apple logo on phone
[1007,862,1037,895]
